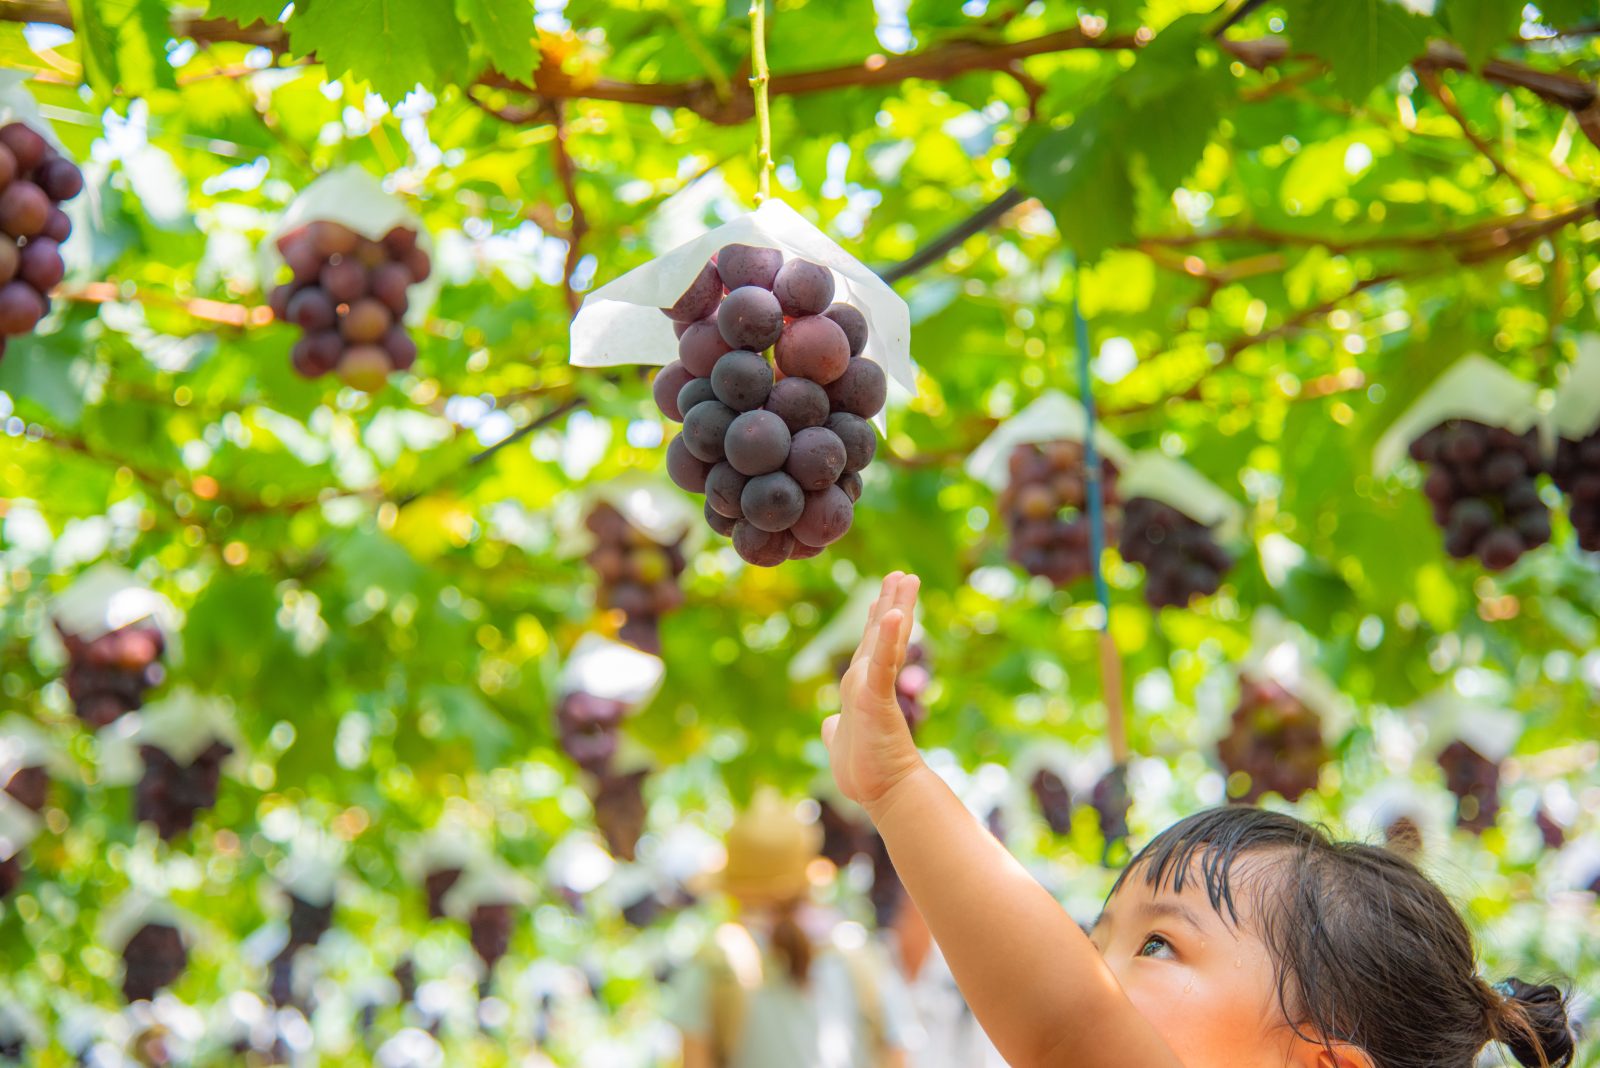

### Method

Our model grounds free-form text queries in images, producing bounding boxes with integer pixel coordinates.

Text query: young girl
[823,573,1578,1068]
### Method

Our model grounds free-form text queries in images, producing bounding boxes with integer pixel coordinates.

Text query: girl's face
[1090,862,1347,1068]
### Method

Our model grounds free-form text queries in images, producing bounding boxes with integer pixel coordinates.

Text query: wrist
[862,758,934,826]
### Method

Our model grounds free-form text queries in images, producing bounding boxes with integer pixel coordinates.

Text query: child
[822,573,1577,1068]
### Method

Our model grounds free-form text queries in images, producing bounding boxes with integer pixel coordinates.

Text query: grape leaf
[457,0,538,82]
[65,0,118,96]
[0,336,86,428]
[204,0,286,24]
[1444,0,1523,70]
[288,0,471,103]
[1532,0,1596,29]
[1285,0,1434,101]
[1014,102,1137,260]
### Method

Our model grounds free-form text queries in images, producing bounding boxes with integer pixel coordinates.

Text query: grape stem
[749,0,774,204]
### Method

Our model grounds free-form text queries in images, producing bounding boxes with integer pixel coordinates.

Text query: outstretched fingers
[863,609,908,707]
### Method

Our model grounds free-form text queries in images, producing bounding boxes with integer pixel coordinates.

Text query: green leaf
[1532,0,1595,29]
[65,0,118,96]
[0,336,86,427]
[457,0,538,82]
[1015,103,1137,259]
[1444,0,1523,70]
[118,0,179,94]
[288,0,471,103]
[1124,68,1228,193]
[205,0,286,24]
[1286,0,1434,101]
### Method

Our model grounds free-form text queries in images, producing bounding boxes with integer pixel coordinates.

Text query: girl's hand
[821,572,925,813]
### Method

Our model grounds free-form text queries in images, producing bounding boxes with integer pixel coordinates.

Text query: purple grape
[785,426,847,491]
[715,244,783,290]
[825,412,877,472]
[370,262,412,316]
[17,237,62,292]
[705,500,737,536]
[663,260,721,323]
[0,124,46,173]
[42,207,70,242]
[740,471,806,532]
[705,462,749,519]
[0,281,43,333]
[676,377,717,418]
[717,286,784,351]
[773,259,834,317]
[823,302,868,358]
[35,157,84,203]
[679,319,733,377]
[789,541,824,559]
[291,331,343,377]
[382,326,417,371]
[765,376,830,432]
[710,349,774,412]
[0,240,18,286]
[775,315,850,385]
[320,258,367,303]
[0,181,49,238]
[666,435,711,492]
[792,486,854,547]
[287,287,337,331]
[723,410,792,476]
[732,522,794,566]
[652,361,695,421]
[837,470,863,502]
[824,357,887,418]
[683,400,738,463]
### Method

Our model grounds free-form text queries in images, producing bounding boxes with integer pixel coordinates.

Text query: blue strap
[1070,256,1112,626]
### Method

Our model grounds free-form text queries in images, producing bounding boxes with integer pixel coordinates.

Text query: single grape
[320,258,367,303]
[666,434,712,492]
[789,541,824,560]
[682,400,738,463]
[710,349,774,412]
[338,344,391,392]
[287,288,336,332]
[717,286,784,351]
[341,298,393,343]
[773,259,834,317]
[732,522,794,567]
[740,471,806,532]
[370,262,412,316]
[825,412,877,472]
[16,237,62,292]
[823,357,887,418]
[715,244,783,290]
[791,485,854,547]
[652,361,695,421]
[307,220,360,259]
[43,207,71,243]
[403,247,432,282]
[775,315,850,385]
[764,376,830,432]
[723,409,792,476]
[292,331,343,377]
[35,157,84,203]
[383,226,420,257]
[676,376,717,418]
[0,181,49,238]
[673,320,692,339]
[283,237,322,283]
[0,124,46,173]
[0,239,20,286]
[0,280,44,333]
[679,319,733,377]
[823,302,868,358]
[705,462,749,519]
[836,470,863,502]
[785,426,847,491]
[382,326,417,371]
[0,144,14,189]
[664,260,722,323]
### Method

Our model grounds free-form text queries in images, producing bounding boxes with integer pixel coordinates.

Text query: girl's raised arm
[822,573,1183,1068]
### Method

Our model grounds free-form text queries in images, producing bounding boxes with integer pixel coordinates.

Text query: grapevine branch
[748,0,774,202]
[1416,67,1538,202]
[549,101,586,319]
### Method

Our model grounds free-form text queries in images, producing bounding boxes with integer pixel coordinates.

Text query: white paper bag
[98,689,241,784]
[0,71,66,152]
[1117,451,1245,542]
[965,390,1134,491]
[1372,355,1543,476]
[440,860,534,917]
[0,791,39,861]
[1407,689,1522,761]
[100,892,191,953]
[0,713,68,776]
[569,199,917,410]
[553,474,704,558]
[788,580,924,681]
[1237,610,1352,739]
[559,633,664,705]
[1552,335,1600,440]
[52,563,173,643]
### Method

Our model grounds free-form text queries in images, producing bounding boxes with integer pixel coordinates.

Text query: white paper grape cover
[0,712,69,775]
[1551,334,1600,439]
[1118,451,1245,542]
[1407,689,1522,761]
[569,198,916,401]
[0,71,65,152]
[788,579,924,681]
[553,473,703,557]
[965,390,1133,491]
[0,791,40,861]
[53,562,173,643]
[558,632,664,705]
[1372,355,1543,476]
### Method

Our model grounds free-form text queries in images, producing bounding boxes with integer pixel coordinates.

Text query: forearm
[867,765,1181,1068]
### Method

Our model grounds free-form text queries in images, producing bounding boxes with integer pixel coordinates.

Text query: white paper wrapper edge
[1372,355,1542,476]
[965,391,1134,491]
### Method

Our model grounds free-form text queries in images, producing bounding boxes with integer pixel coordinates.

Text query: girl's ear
[1313,1043,1376,1068]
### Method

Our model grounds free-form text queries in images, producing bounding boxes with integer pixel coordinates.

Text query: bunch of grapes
[834,641,931,733]
[0,855,19,898]
[1409,420,1550,570]
[269,220,429,390]
[1119,497,1233,608]
[1030,768,1074,836]
[0,123,84,355]
[1000,441,1120,586]
[815,797,871,867]
[134,740,232,840]
[1436,739,1500,834]
[270,892,335,1006]
[121,922,187,1003]
[57,619,165,729]
[468,902,517,981]
[1216,676,1327,804]
[1091,765,1131,864]
[1535,808,1566,851]
[1551,428,1600,551]
[554,691,627,775]
[424,864,463,920]
[2,763,46,813]
[584,504,687,654]
[1383,815,1424,858]
[591,768,648,861]
[652,245,886,566]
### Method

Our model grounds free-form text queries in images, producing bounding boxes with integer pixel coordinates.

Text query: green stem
[749,0,773,203]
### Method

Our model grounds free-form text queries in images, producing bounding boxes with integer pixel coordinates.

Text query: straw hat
[712,789,822,903]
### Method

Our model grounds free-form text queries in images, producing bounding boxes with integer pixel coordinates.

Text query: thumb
[821,713,840,746]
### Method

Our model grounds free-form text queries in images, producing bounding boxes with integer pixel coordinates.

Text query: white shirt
[886,935,1009,1068]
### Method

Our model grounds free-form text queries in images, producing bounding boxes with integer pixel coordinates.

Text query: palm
[823,573,923,807]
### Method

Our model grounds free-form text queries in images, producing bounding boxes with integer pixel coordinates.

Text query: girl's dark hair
[770,897,813,985]
[1113,807,1576,1068]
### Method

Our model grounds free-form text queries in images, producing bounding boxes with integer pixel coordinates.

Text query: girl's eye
[1138,934,1176,960]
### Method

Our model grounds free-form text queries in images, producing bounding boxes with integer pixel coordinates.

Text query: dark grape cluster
[424,864,463,920]
[653,245,885,566]
[1535,807,1566,851]
[1030,768,1074,836]
[1436,739,1500,834]
[1551,428,1600,552]
[468,901,516,978]
[592,768,648,861]
[1216,676,1326,804]
[2,763,46,813]
[1090,764,1131,863]
[134,740,232,840]
[1409,419,1550,570]
[57,619,165,729]
[122,922,187,1003]
[1119,497,1233,608]
[269,220,429,390]
[0,122,83,356]
[816,797,871,867]
[834,642,931,733]
[1000,441,1120,586]
[0,854,20,898]
[554,691,626,775]
[584,504,686,654]
[270,892,335,1005]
